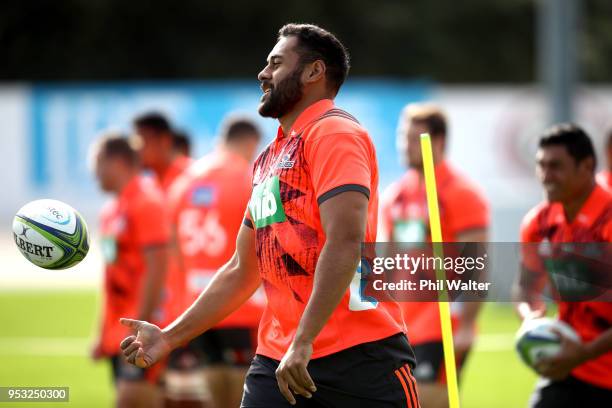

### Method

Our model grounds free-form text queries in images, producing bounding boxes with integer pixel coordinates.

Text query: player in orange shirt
[118,23,418,407]
[133,112,193,193]
[164,116,263,408]
[596,130,612,190]
[90,134,170,408]
[132,113,193,348]
[514,124,612,407]
[380,103,489,408]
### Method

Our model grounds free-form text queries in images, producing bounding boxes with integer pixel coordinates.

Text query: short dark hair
[220,116,262,143]
[278,23,350,94]
[97,134,139,166]
[539,123,597,168]
[173,130,191,156]
[133,112,172,134]
[404,103,447,139]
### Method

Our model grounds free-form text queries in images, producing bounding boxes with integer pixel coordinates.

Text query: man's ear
[432,134,446,154]
[162,133,174,149]
[580,156,595,174]
[303,60,326,84]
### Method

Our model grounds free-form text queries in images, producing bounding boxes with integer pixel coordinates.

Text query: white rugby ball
[12,199,89,269]
[515,317,581,369]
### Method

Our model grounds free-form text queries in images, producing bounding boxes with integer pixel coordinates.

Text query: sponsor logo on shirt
[101,237,117,263]
[276,154,295,169]
[249,176,286,228]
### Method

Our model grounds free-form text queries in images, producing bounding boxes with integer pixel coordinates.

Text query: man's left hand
[535,329,590,381]
[275,340,316,405]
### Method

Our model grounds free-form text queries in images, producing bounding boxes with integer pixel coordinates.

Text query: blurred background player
[132,112,193,366]
[514,124,612,407]
[164,116,264,408]
[133,112,193,193]
[90,134,170,408]
[596,129,612,190]
[173,130,192,159]
[380,103,489,408]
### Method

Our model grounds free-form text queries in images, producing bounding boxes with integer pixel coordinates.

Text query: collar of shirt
[572,184,609,227]
[275,98,335,140]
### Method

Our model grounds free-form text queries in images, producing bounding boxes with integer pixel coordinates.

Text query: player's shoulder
[167,171,193,208]
[99,198,118,220]
[302,110,374,160]
[596,170,611,191]
[305,108,367,139]
[593,186,612,227]
[129,176,165,208]
[443,165,488,204]
[184,153,218,178]
[595,183,612,202]
[382,171,415,204]
[520,201,552,238]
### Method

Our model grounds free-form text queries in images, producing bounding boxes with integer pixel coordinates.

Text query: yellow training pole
[420,133,460,408]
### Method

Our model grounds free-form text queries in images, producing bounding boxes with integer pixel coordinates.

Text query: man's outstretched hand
[119,318,172,368]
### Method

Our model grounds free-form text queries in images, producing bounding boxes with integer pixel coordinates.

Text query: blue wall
[30,80,430,193]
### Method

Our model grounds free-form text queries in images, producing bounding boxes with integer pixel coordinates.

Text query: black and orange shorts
[168,327,257,370]
[411,340,471,384]
[530,375,612,408]
[110,354,165,385]
[241,333,420,407]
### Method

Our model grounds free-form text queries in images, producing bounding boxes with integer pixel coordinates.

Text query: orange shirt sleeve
[378,186,395,241]
[519,209,545,274]
[304,128,374,205]
[132,197,170,246]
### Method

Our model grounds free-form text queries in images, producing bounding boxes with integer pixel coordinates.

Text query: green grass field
[0,291,541,407]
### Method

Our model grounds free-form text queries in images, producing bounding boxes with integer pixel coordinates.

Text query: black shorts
[168,327,256,371]
[110,354,159,384]
[241,333,419,408]
[411,341,469,384]
[530,375,612,408]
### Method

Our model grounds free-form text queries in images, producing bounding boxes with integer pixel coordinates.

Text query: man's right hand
[119,318,172,368]
[517,301,546,321]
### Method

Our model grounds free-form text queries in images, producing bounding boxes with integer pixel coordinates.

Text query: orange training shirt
[244,99,405,360]
[98,176,170,355]
[380,161,490,344]
[521,184,612,389]
[168,148,264,328]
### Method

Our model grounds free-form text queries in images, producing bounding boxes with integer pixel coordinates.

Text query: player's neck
[152,154,176,180]
[223,143,250,163]
[114,171,138,194]
[279,92,333,135]
[561,180,595,223]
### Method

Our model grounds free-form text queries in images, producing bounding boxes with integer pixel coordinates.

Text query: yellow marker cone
[420,133,460,408]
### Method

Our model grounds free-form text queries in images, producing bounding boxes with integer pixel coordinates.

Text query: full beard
[259,68,304,119]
